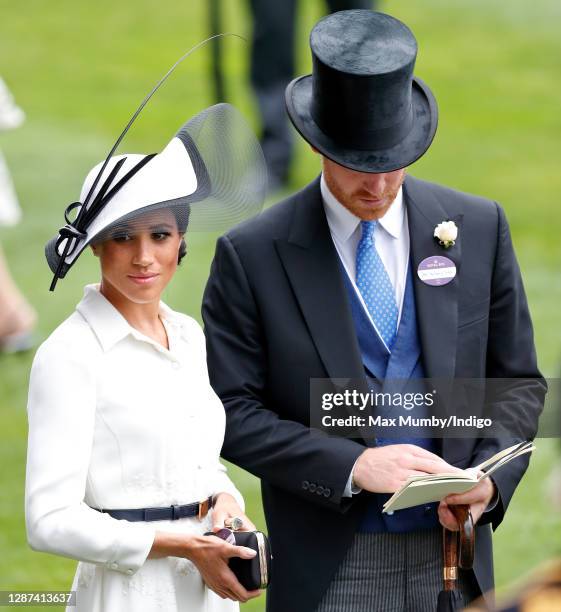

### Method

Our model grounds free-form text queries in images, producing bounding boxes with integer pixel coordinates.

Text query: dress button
[309,483,317,493]
[110,562,118,570]
[323,488,331,498]
[126,569,133,575]
[302,480,309,490]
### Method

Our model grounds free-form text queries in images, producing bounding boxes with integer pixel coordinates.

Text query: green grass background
[1,0,560,609]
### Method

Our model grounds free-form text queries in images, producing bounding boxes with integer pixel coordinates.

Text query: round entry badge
[417,256,457,286]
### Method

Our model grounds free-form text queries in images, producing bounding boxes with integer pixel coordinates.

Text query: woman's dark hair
[172,205,190,266]
[177,238,187,265]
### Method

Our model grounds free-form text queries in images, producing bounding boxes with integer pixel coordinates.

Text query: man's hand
[438,472,496,531]
[212,492,256,532]
[353,445,463,493]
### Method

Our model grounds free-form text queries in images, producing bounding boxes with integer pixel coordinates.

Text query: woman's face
[91,210,183,307]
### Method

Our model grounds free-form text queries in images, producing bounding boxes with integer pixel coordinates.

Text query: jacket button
[317,485,324,495]
[309,483,317,493]
[302,480,309,490]
[110,562,118,570]
[126,569,133,575]
[323,488,331,498]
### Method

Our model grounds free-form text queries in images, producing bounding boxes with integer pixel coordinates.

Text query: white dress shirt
[25,285,241,611]
[321,175,410,498]
[321,174,410,328]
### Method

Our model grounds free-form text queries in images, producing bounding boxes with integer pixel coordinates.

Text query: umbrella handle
[449,504,474,570]
[442,504,475,591]
[442,526,458,591]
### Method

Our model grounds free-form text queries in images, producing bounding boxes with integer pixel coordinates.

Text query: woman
[25,104,266,611]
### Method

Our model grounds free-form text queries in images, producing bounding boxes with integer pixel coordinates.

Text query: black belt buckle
[172,504,181,520]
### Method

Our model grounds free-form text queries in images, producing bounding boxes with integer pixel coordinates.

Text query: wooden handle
[442,504,475,590]
[442,526,458,591]
[449,504,474,570]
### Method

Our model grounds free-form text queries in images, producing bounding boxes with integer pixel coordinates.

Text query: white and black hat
[46,102,266,289]
[46,42,267,290]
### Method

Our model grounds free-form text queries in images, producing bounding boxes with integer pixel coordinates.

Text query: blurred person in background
[25,103,266,611]
[247,0,376,192]
[0,77,36,353]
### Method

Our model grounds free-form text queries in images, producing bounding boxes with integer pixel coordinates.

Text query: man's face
[322,156,406,221]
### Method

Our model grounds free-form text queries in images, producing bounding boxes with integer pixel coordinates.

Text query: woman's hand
[150,531,261,602]
[185,534,261,602]
[212,492,256,532]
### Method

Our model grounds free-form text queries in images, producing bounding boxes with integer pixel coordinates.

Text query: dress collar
[320,173,404,243]
[76,284,187,352]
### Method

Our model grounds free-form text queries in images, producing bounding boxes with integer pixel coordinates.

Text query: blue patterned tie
[355,220,398,349]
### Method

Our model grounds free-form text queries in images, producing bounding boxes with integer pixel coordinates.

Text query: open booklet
[382,441,536,513]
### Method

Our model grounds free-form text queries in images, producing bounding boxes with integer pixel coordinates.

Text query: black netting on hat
[177,102,267,231]
[89,206,191,246]
[88,103,266,243]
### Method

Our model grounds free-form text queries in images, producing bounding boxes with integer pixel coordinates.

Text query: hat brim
[44,198,193,279]
[45,103,267,281]
[285,74,438,173]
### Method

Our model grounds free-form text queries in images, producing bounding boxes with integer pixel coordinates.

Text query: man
[203,10,545,611]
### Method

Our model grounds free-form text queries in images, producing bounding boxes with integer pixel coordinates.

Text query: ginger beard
[321,156,406,221]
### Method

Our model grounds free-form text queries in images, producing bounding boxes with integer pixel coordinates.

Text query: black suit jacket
[202,175,545,612]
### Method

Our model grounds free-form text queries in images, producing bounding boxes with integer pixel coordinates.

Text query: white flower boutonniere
[434,220,458,249]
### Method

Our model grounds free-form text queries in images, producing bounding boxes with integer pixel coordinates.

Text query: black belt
[92,496,214,522]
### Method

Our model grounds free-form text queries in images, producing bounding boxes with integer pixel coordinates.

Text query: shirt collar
[76,284,187,352]
[320,173,404,242]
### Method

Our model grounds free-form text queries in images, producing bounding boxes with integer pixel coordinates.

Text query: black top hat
[285,10,438,173]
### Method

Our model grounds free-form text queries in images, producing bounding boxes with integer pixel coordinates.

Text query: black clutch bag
[205,529,272,590]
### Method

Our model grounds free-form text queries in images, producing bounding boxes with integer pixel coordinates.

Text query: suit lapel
[404,175,462,380]
[275,177,365,382]
[274,175,463,382]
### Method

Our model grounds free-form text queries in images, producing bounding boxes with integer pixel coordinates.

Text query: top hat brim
[285,74,438,173]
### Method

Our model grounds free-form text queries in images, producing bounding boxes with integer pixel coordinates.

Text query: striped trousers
[316,528,480,612]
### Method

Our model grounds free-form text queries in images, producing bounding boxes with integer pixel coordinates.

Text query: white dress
[25,284,243,611]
